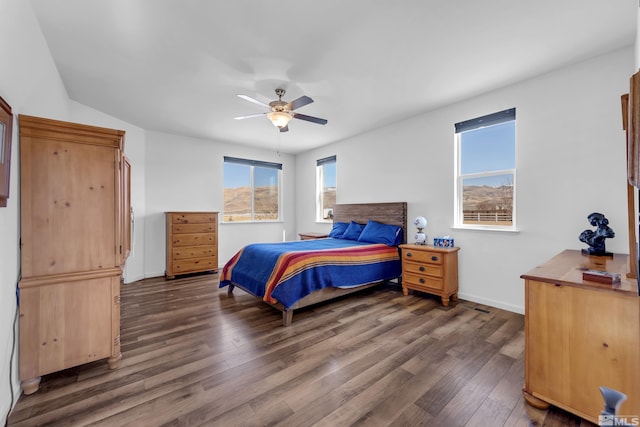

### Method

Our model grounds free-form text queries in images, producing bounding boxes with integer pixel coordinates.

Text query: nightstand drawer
[402,249,443,265]
[403,272,444,290]
[403,261,442,277]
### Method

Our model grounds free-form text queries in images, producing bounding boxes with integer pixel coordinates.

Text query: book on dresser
[165,211,219,279]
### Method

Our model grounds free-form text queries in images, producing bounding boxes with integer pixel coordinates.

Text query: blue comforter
[220,238,401,309]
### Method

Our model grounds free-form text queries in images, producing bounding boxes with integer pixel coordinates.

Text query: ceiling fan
[234,88,327,132]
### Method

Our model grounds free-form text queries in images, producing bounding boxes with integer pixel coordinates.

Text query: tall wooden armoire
[18,115,130,394]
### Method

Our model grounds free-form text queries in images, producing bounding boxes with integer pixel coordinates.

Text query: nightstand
[298,232,329,240]
[398,244,460,306]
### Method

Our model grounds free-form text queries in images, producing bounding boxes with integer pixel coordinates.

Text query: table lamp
[414,216,427,245]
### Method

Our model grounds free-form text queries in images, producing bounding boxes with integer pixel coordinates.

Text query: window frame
[454,108,517,231]
[316,155,336,223]
[223,156,282,223]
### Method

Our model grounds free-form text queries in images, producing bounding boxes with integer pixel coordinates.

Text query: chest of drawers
[398,244,460,306]
[521,250,639,424]
[166,211,218,278]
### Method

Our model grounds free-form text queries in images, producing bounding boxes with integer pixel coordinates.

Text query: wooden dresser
[18,115,130,394]
[165,212,218,278]
[521,250,640,424]
[398,244,460,306]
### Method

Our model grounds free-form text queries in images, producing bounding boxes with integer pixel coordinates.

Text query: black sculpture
[579,212,615,256]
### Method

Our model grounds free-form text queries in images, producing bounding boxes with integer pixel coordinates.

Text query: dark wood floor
[8,274,597,426]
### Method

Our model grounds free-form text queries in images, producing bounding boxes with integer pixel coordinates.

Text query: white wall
[144,131,297,277]
[296,47,634,314]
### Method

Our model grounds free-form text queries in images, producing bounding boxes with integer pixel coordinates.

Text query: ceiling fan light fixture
[236,89,326,130]
[267,110,292,128]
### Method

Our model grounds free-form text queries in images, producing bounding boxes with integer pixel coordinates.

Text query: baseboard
[122,274,145,284]
[122,272,164,284]
[457,292,524,315]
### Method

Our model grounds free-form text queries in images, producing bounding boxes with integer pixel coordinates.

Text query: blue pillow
[341,221,365,240]
[357,220,402,246]
[329,221,349,238]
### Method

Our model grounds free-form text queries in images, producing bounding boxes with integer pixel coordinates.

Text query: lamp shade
[267,111,292,128]
[414,216,427,229]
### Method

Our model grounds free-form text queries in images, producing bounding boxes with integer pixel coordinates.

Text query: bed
[220,202,407,326]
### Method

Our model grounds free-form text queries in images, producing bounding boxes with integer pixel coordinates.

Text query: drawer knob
[419,266,425,272]
[419,278,425,284]
[406,252,412,257]
[431,256,438,261]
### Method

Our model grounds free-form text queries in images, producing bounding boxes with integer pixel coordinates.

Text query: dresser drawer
[172,245,216,260]
[402,249,443,265]
[171,256,218,273]
[403,272,444,290]
[171,213,216,224]
[403,261,442,278]
[171,233,216,247]
[172,223,217,234]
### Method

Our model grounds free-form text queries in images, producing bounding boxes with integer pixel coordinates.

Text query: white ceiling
[31,0,637,154]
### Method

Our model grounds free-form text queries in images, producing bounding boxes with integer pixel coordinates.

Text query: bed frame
[226,201,407,326]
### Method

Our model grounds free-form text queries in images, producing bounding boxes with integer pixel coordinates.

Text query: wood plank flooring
[8,274,597,426]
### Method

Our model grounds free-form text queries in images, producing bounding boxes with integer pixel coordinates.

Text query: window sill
[450,225,520,233]
[222,220,284,225]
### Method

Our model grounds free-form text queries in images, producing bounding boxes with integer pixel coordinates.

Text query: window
[316,155,336,221]
[223,156,282,222]
[454,108,516,229]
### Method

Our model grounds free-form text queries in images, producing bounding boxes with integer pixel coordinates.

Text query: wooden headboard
[332,202,408,244]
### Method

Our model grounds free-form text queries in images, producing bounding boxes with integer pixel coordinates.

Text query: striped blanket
[220,238,401,309]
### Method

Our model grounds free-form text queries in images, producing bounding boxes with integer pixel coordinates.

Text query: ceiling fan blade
[279,125,289,133]
[237,94,270,109]
[287,95,314,111]
[293,112,327,125]
[234,113,266,120]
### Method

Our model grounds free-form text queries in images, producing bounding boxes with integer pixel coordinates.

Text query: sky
[323,162,336,188]
[460,121,515,187]
[224,163,279,188]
